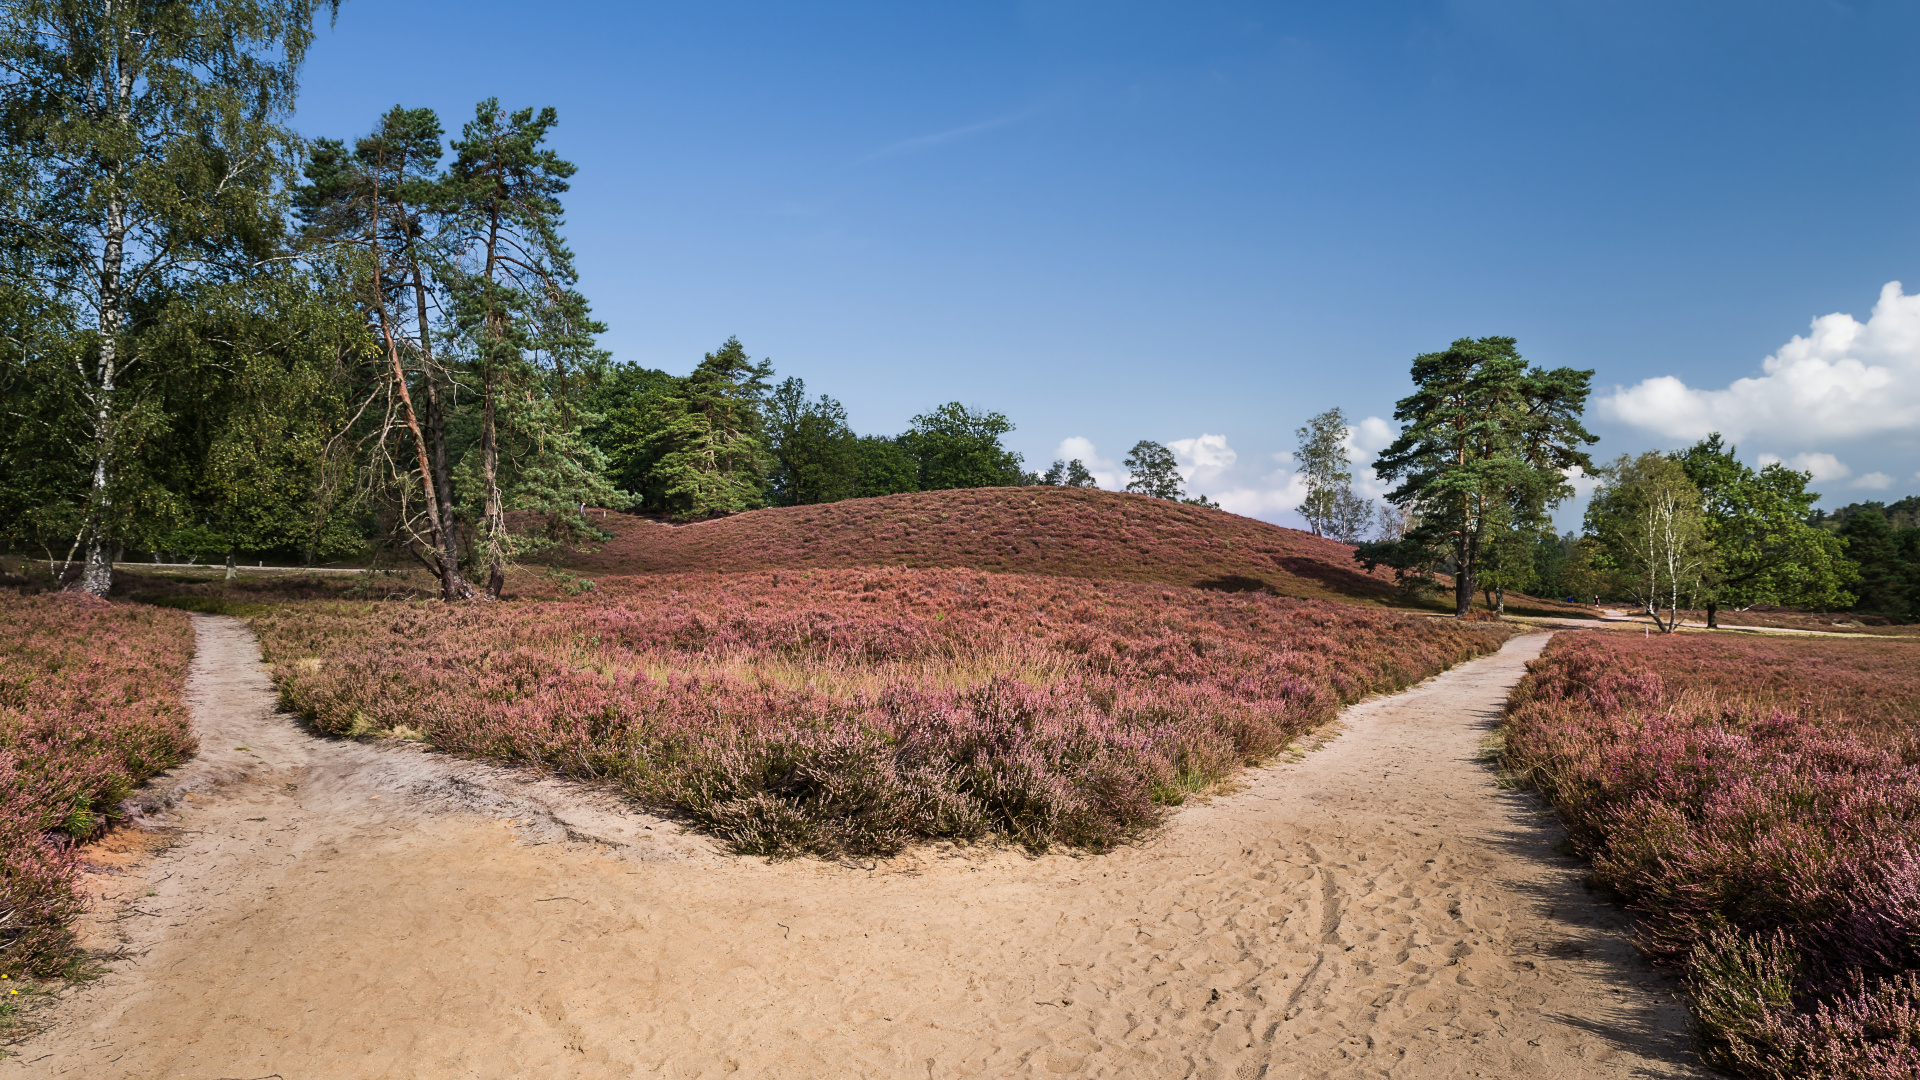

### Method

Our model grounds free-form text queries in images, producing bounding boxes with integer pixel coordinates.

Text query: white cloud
[1756,451,1852,482]
[1051,436,1123,490]
[1271,450,1296,465]
[859,106,1042,162]
[1600,280,1920,442]
[1564,464,1602,501]
[1167,433,1238,482]
[1347,416,1397,455]
[1213,470,1310,518]
[1855,471,1895,490]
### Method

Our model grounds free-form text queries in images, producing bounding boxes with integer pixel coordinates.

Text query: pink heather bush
[255,567,1505,856]
[0,592,196,975]
[1504,631,1920,1079]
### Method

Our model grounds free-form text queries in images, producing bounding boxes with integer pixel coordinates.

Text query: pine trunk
[481,364,505,599]
[404,230,469,599]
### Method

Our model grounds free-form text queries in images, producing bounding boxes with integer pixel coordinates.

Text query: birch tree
[1296,407,1355,538]
[0,0,335,594]
[1586,452,1711,633]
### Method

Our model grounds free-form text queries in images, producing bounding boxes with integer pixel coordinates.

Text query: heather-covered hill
[558,487,1410,606]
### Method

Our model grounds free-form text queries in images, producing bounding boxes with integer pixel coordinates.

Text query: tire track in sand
[6,621,1702,1079]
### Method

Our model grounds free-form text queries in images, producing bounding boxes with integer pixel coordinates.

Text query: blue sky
[294,1,1920,527]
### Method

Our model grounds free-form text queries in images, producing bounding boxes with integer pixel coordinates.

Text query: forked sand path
[7,616,1702,1079]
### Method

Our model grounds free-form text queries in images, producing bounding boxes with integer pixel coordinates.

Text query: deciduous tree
[1040,458,1097,488]
[900,403,1024,490]
[1296,408,1356,537]
[1586,452,1711,632]
[0,0,337,594]
[768,377,859,506]
[1675,433,1855,627]
[1123,440,1182,500]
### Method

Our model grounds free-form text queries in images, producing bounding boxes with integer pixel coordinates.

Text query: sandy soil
[4,616,1702,1079]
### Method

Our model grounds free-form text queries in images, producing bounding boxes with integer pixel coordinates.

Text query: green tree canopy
[0,0,337,594]
[899,403,1024,490]
[767,377,859,506]
[1358,336,1596,616]
[1296,407,1354,537]
[1585,451,1712,632]
[634,337,773,519]
[1040,459,1098,488]
[853,436,919,498]
[447,99,615,596]
[1123,440,1182,500]
[1838,508,1918,619]
[1674,433,1856,625]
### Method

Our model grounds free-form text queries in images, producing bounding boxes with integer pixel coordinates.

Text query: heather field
[1504,631,1920,1078]
[255,567,1507,856]
[549,488,1595,618]
[0,594,196,975]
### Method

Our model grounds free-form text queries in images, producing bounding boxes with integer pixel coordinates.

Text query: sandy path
[7,618,1701,1079]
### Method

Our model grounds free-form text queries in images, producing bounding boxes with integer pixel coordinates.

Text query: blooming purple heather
[1504,630,1920,1079]
[255,566,1506,857]
[0,593,195,975]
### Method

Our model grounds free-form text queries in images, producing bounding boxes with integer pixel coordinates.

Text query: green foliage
[767,377,860,506]
[0,0,337,592]
[629,337,774,519]
[1040,458,1099,488]
[1585,451,1712,631]
[853,436,920,498]
[1123,440,1183,500]
[1295,408,1353,537]
[587,363,680,507]
[1676,434,1856,620]
[900,403,1025,491]
[1358,336,1596,616]
[1837,508,1918,620]
[446,99,614,593]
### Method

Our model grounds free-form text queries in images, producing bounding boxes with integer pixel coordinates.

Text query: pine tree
[447,99,609,596]
[1361,337,1596,617]
[642,338,774,518]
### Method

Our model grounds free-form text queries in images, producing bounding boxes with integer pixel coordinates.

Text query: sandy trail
[7,617,1701,1079]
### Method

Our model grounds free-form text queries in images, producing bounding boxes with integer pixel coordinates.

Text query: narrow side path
[7,625,1700,1079]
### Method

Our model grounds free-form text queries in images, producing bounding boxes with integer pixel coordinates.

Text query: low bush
[1503,631,1920,1078]
[257,567,1505,856]
[0,593,196,975]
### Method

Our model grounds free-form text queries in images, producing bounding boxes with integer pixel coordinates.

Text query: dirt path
[7,619,1700,1079]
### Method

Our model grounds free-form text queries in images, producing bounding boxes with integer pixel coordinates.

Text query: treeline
[1340,336,1911,625]
[579,349,1239,519]
[581,352,1032,519]
[0,2,1228,602]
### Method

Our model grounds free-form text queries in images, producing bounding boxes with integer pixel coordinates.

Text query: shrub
[0,593,195,975]
[1503,631,1920,1078]
[256,567,1506,857]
